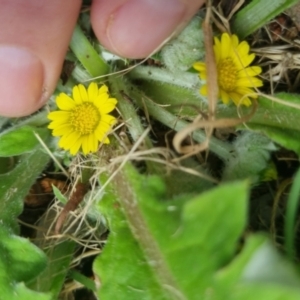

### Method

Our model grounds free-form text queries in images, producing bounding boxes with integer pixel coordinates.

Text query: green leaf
[0,147,51,298]
[0,226,50,300]
[0,125,50,157]
[228,240,300,299]
[28,240,76,299]
[163,157,214,197]
[160,16,204,71]
[0,147,50,232]
[94,183,165,300]
[0,227,47,283]
[244,93,300,155]
[232,0,300,39]
[0,149,49,232]
[222,131,277,182]
[52,185,68,204]
[215,93,300,155]
[69,270,96,292]
[230,284,300,300]
[250,125,300,156]
[285,168,300,260]
[94,165,249,299]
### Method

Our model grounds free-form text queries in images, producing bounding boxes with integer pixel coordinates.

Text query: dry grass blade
[173,105,256,155]
[55,182,89,234]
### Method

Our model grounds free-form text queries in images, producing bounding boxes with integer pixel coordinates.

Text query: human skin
[0,0,205,117]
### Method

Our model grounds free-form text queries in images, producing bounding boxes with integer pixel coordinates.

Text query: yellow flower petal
[200,85,207,96]
[70,137,83,155]
[103,137,110,144]
[237,41,250,57]
[241,97,252,106]
[238,53,255,69]
[94,93,109,107]
[220,90,230,104]
[235,87,258,98]
[101,114,116,126]
[236,77,263,88]
[78,84,89,102]
[48,83,117,155]
[193,32,263,107]
[95,126,109,141]
[229,92,243,106]
[88,82,99,100]
[72,85,83,105]
[81,136,90,155]
[199,71,206,80]
[238,66,262,78]
[213,36,221,63]
[88,133,98,153]
[100,101,118,114]
[48,120,67,129]
[59,131,81,149]
[231,34,239,48]
[221,33,231,60]
[56,93,76,111]
[48,111,70,121]
[52,125,73,136]
[99,84,109,94]
[193,62,205,71]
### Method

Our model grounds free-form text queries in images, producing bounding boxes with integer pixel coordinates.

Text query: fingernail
[106,0,186,58]
[0,45,44,117]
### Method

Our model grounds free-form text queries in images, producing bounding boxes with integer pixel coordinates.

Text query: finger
[90,0,205,58]
[0,0,81,117]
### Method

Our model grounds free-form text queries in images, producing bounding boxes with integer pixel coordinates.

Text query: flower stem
[128,65,200,90]
[70,25,108,78]
[109,75,164,174]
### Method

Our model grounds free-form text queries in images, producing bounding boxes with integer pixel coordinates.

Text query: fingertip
[91,0,205,58]
[91,0,186,58]
[0,46,44,117]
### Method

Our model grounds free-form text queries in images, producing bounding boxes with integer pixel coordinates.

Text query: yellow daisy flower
[193,32,263,106]
[48,82,117,155]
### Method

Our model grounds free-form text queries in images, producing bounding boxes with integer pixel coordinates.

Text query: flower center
[70,103,100,135]
[218,57,238,92]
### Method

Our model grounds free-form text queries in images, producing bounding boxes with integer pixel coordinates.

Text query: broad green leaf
[94,165,249,299]
[163,157,214,197]
[227,239,300,299]
[0,147,51,298]
[230,284,300,300]
[28,240,76,299]
[0,280,50,300]
[0,156,15,174]
[139,178,248,298]
[160,16,204,71]
[94,181,166,300]
[250,125,300,156]
[0,227,47,283]
[216,235,300,295]
[0,147,50,232]
[232,0,300,39]
[285,168,300,260]
[222,131,277,182]
[0,125,50,157]
[243,93,300,155]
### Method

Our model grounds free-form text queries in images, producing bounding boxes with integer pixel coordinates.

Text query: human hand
[0,0,204,117]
